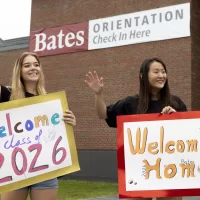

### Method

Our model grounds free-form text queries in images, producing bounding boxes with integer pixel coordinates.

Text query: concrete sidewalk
[83,196,200,200]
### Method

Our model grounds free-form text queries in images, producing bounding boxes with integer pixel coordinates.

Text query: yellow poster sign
[0,91,80,193]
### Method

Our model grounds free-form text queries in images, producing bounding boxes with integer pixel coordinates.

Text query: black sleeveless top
[0,85,35,103]
[106,95,187,127]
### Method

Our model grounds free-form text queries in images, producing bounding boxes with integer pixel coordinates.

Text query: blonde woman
[0,52,76,200]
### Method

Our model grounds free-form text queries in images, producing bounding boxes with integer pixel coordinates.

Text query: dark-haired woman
[85,58,186,200]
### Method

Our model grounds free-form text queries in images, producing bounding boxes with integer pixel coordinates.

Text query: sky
[0,0,32,40]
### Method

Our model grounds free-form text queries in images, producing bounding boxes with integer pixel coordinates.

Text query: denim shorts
[17,178,58,190]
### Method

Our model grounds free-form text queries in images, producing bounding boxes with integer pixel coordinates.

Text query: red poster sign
[29,22,88,56]
[117,111,200,198]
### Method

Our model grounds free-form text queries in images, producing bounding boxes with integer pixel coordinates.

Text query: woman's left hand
[63,110,76,126]
[161,106,176,114]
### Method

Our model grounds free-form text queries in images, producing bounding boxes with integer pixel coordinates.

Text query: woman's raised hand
[85,71,104,95]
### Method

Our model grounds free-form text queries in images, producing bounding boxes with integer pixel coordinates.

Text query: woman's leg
[30,189,57,200]
[29,178,58,200]
[1,189,29,200]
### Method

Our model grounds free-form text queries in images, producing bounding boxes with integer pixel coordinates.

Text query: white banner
[0,99,72,186]
[124,118,200,191]
[89,3,190,50]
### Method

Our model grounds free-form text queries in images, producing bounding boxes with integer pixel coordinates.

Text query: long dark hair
[136,58,178,114]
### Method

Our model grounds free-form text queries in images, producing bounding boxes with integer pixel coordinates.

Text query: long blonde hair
[10,52,46,100]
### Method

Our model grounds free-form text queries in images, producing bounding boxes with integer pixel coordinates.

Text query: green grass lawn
[57,180,118,200]
[25,180,118,200]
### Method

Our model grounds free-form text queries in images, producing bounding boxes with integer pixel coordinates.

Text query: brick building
[0,0,195,182]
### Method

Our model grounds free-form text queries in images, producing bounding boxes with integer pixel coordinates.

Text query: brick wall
[0,0,191,150]
[191,0,200,110]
